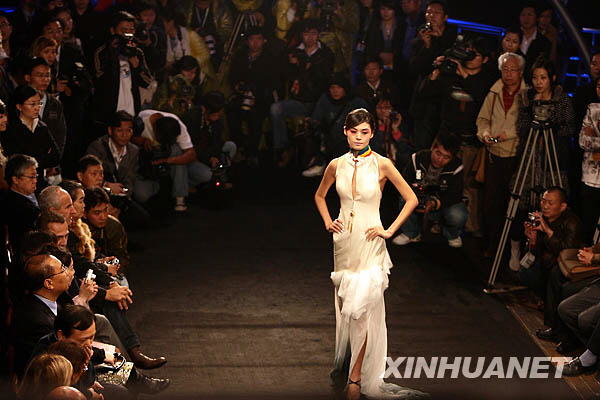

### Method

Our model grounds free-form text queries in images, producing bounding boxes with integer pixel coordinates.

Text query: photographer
[409,0,457,150]
[374,97,411,166]
[354,57,400,113]
[270,19,334,167]
[135,2,167,76]
[419,36,495,236]
[228,27,280,165]
[392,133,467,248]
[92,11,153,130]
[301,73,368,177]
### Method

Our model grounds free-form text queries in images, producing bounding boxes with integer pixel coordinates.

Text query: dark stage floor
[125,167,577,400]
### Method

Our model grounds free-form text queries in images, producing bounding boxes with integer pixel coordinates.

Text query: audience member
[354,58,399,113]
[579,98,600,244]
[476,52,527,256]
[392,134,467,248]
[17,353,73,400]
[518,2,551,74]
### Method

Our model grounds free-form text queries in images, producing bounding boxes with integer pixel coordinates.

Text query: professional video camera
[531,99,555,123]
[439,35,476,75]
[115,22,148,58]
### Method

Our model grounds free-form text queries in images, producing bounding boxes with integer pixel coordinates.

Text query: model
[314,108,426,399]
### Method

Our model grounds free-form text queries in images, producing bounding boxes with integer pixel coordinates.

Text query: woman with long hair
[17,353,73,400]
[314,108,425,399]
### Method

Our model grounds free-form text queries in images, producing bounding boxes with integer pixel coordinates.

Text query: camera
[419,21,433,32]
[85,269,96,283]
[139,146,171,180]
[532,99,555,123]
[411,169,447,211]
[115,32,139,58]
[135,21,149,43]
[105,257,120,265]
[527,212,540,227]
[438,35,476,75]
[236,83,256,112]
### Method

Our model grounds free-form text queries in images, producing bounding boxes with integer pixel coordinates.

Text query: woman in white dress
[314,109,425,399]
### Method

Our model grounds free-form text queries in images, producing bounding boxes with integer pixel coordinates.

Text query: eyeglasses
[45,263,71,279]
[19,174,38,180]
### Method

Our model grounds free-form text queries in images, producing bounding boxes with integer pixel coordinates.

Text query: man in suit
[1,154,40,256]
[518,3,552,72]
[13,253,73,375]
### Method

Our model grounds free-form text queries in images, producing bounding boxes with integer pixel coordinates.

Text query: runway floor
[126,167,577,400]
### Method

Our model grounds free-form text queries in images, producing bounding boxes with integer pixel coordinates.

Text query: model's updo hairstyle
[344,108,375,132]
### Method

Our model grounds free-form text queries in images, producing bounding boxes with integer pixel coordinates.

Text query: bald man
[45,386,86,400]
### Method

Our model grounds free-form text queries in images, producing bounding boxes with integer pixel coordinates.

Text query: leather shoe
[556,340,579,355]
[536,327,559,343]
[561,357,596,376]
[129,347,167,369]
[134,374,171,394]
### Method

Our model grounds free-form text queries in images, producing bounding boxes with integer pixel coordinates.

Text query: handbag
[558,249,600,281]
[473,147,487,184]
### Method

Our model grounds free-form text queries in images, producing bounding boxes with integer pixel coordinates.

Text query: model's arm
[314,159,343,233]
[378,157,418,237]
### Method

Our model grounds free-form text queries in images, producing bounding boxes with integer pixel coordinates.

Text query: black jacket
[13,294,61,376]
[523,33,552,73]
[2,118,60,172]
[229,45,282,105]
[285,43,335,103]
[183,107,225,165]
[92,42,153,123]
[403,149,464,208]
[86,135,140,192]
[0,190,40,257]
[534,208,583,269]
[418,68,496,144]
[42,94,68,156]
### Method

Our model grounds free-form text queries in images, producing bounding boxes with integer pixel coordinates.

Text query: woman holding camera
[314,108,425,399]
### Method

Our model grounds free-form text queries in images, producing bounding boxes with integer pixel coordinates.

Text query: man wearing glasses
[2,154,40,255]
[13,253,74,375]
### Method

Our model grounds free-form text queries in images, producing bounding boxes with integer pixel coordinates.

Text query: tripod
[594,216,600,244]
[485,117,563,293]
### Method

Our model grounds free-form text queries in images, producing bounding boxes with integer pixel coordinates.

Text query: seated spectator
[301,74,368,177]
[33,305,170,397]
[84,187,130,272]
[518,3,551,73]
[0,100,8,187]
[519,187,582,300]
[354,58,399,113]
[17,353,73,400]
[578,84,600,244]
[45,386,86,400]
[92,11,153,128]
[392,134,467,248]
[0,12,14,59]
[47,340,91,390]
[12,253,75,375]
[23,57,67,156]
[1,154,40,256]
[270,19,334,167]
[556,243,600,376]
[476,52,527,256]
[1,85,60,183]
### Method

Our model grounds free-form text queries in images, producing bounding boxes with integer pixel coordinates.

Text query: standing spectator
[69,0,103,62]
[24,57,68,157]
[92,11,153,128]
[135,2,167,76]
[537,3,558,67]
[419,36,495,236]
[2,85,60,179]
[354,58,399,113]
[476,52,527,256]
[182,0,233,68]
[518,3,551,74]
[365,0,404,80]
[10,0,40,49]
[579,97,600,244]
[52,8,81,51]
[573,50,600,126]
[228,27,280,165]
[270,20,334,167]
[409,0,457,150]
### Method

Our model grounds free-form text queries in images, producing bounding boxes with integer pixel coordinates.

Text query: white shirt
[116,57,135,116]
[520,29,537,55]
[138,109,194,150]
[108,137,128,169]
[39,92,47,118]
[34,294,58,316]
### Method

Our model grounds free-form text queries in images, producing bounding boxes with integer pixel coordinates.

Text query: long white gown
[330,151,427,399]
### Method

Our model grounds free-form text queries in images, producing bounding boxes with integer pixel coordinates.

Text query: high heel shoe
[346,378,361,400]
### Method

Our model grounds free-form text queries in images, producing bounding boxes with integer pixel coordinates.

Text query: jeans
[270,100,313,150]
[518,258,549,299]
[398,198,468,240]
[133,142,237,201]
